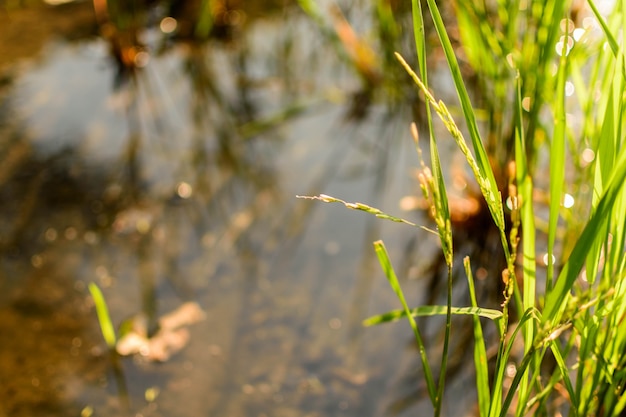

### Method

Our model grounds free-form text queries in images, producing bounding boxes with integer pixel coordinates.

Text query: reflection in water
[0,1,505,417]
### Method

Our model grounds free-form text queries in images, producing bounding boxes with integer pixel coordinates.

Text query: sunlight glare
[31,254,43,268]
[45,227,58,241]
[506,53,515,69]
[177,182,193,199]
[573,28,585,42]
[542,253,556,266]
[556,36,574,56]
[505,196,518,211]
[134,51,150,68]
[560,18,575,33]
[160,17,178,34]
[581,148,595,165]
[582,17,596,29]
[562,193,575,209]
[597,0,617,16]
[506,363,516,378]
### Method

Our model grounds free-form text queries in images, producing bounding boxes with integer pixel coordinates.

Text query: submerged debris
[116,302,205,362]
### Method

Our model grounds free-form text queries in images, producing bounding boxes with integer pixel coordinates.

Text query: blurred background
[0,1,506,416]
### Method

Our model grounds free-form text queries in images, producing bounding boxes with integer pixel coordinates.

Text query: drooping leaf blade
[363,305,503,326]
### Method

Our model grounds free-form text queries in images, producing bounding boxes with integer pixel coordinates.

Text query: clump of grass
[303,0,626,415]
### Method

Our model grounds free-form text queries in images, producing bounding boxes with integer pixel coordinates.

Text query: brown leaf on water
[116,302,205,361]
[159,302,206,331]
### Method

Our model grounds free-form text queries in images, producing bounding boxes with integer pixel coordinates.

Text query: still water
[0,2,483,416]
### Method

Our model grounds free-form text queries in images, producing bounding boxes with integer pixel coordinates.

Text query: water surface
[0,2,479,416]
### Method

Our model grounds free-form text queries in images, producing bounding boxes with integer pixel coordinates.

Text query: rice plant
[303,0,626,415]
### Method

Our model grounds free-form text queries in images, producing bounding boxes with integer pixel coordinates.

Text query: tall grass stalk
[303,0,626,415]
[410,1,454,410]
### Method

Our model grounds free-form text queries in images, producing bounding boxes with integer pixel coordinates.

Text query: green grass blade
[546,17,569,293]
[465,257,491,417]
[515,70,537,412]
[595,79,618,186]
[411,0,426,71]
[422,0,507,256]
[363,305,503,326]
[435,266,452,417]
[585,79,617,286]
[615,389,626,416]
[422,0,496,187]
[489,308,538,417]
[373,240,437,405]
[498,346,540,417]
[195,0,214,39]
[296,0,324,27]
[409,5,452,414]
[514,71,537,326]
[410,0,451,265]
[587,0,626,83]
[89,282,117,349]
[395,53,503,246]
[587,0,620,57]
[549,341,579,413]
[542,146,626,323]
[576,314,599,411]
